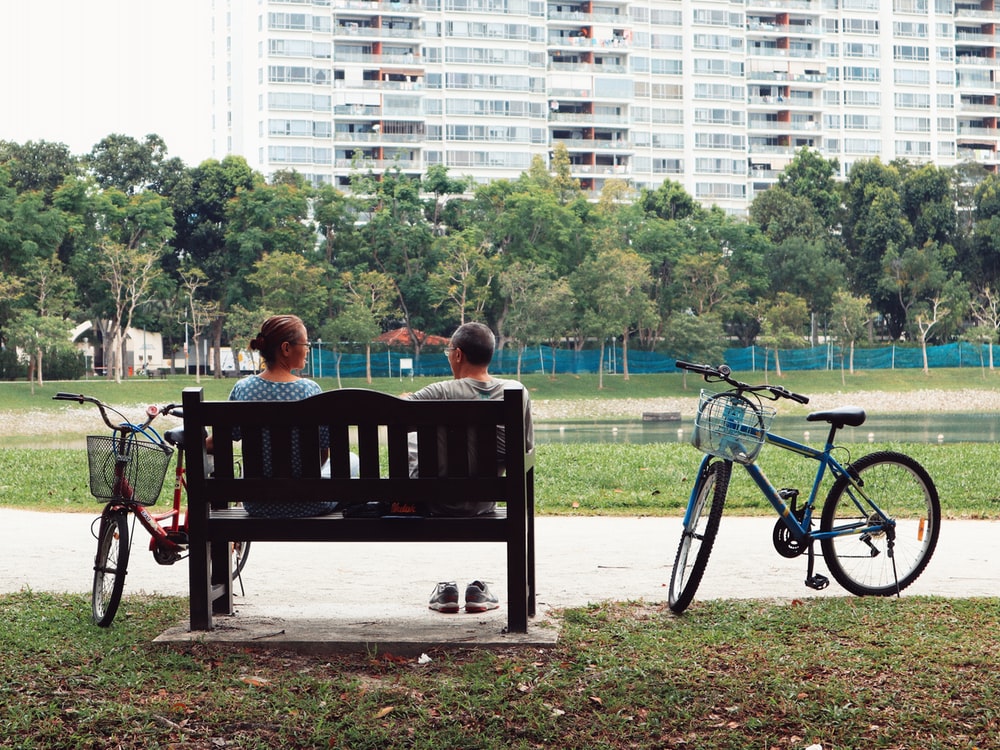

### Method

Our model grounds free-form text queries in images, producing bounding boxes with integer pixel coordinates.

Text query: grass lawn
[4,370,1000,747]
[3,591,999,749]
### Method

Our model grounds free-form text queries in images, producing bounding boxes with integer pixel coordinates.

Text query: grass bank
[3,591,999,749]
[5,441,999,518]
[3,369,1000,516]
[4,366,1000,410]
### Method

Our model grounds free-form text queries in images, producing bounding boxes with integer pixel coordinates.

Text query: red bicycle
[53,392,250,626]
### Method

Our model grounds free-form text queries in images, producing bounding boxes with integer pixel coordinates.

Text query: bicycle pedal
[805,574,830,591]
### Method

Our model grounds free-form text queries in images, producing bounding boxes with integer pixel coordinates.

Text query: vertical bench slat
[329,423,353,477]
[357,423,380,478]
[387,425,409,478]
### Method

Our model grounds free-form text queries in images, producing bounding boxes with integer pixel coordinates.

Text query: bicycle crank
[772,489,808,558]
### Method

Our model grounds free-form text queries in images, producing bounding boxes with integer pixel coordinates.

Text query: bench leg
[211,541,235,615]
[507,526,530,634]
[189,540,213,630]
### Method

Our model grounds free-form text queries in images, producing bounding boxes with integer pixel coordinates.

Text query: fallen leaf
[240,676,269,687]
[589,696,603,706]
[375,706,394,719]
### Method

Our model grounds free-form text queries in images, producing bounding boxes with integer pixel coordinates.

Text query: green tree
[428,227,497,326]
[661,312,727,390]
[86,133,170,195]
[0,140,79,199]
[829,291,872,378]
[340,270,396,382]
[321,303,380,388]
[775,147,841,226]
[757,293,809,378]
[246,252,329,332]
[572,248,654,386]
[349,167,439,363]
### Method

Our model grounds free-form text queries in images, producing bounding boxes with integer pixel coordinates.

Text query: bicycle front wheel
[93,509,130,627]
[232,541,251,578]
[820,451,940,597]
[668,459,731,613]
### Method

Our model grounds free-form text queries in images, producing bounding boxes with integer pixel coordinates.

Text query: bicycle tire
[92,509,130,627]
[668,459,731,613]
[820,451,940,597]
[232,541,251,578]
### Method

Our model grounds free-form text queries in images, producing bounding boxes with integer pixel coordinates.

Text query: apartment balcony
[331,0,422,13]
[745,22,823,37]
[549,112,629,125]
[747,70,827,85]
[549,62,628,74]
[334,158,421,169]
[548,34,632,49]
[748,144,798,156]
[333,26,422,40]
[958,146,1000,164]
[334,52,421,64]
[335,104,383,117]
[955,7,1000,20]
[956,31,1000,45]
[745,0,822,14]
[551,136,634,151]
[567,164,631,176]
[960,101,1000,113]
[747,47,822,60]
[955,55,1000,68]
[332,132,426,143]
[547,9,630,23]
[747,119,820,132]
[748,96,821,110]
[957,78,1000,92]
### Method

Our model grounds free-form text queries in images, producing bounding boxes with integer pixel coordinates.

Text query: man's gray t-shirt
[408,377,533,516]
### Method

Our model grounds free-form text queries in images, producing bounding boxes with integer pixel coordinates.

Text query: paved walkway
[4,510,997,651]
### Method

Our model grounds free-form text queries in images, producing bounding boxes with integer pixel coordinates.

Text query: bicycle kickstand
[804,540,830,591]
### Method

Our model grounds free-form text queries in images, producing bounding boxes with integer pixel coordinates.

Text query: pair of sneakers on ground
[429,580,498,613]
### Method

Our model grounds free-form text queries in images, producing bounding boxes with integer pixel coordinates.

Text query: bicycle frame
[100,420,187,564]
[686,421,890,546]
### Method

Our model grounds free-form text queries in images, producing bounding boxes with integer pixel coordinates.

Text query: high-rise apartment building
[212,0,999,214]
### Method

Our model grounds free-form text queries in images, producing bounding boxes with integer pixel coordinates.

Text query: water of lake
[535,412,1000,445]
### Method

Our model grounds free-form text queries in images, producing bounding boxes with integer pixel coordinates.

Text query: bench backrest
[181,386,531,513]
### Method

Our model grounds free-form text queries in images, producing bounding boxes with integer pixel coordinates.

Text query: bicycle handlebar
[52,392,183,432]
[674,360,810,405]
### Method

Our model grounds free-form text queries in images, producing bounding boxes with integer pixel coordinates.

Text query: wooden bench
[181,386,536,633]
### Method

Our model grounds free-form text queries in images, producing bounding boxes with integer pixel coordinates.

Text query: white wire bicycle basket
[692,390,776,465]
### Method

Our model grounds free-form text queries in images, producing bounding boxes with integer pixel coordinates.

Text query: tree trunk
[212,318,224,379]
[598,339,605,389]
[621,328,630,381]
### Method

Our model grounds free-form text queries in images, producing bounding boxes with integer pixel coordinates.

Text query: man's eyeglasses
[444,346,458,354]
[291,341,311,348]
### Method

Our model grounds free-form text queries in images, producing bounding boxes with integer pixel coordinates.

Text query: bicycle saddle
[164,427,186,448]
[806,407,866,428]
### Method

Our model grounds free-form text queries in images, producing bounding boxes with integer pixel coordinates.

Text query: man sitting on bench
[406,321,534,613]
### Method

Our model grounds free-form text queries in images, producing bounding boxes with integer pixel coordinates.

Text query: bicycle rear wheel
[820,451,940,597]
[668,459,731,613]
[93,509,130,627]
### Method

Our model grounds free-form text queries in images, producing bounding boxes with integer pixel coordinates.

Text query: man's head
[446,322,495,377]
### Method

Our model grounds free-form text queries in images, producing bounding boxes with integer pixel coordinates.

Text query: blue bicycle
[669,361,941,613]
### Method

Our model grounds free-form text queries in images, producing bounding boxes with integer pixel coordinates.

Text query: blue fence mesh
[306,341,998,379]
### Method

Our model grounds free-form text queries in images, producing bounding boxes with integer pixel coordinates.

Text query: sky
[0,0,214,166]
